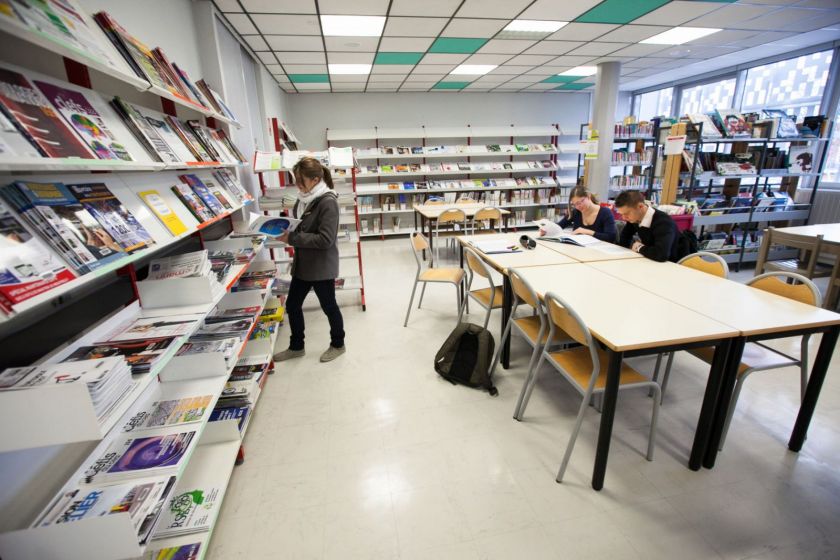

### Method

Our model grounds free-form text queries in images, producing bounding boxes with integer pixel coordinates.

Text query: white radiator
[796,189,840,224]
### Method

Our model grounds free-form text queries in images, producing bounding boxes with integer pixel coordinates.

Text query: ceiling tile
[374,52,424,65]
[463,86,493,91]
[295,82,332,90]
[547,22,618,41]
[595,24,669,43]
[242,35,269,51]
[549,55,596,66]
[405,73,444,82]
[608,43,669,57]
[371,63,417,73]
[264,64,283,73]
[329,75,369,82]
[324,37,380,51]
[463,53,514,64]
[441,19,508,38]
[389,0,461,17]
[225,14,257,34]
[726,31,796,48]
[506,54,557,65]
[524,68,557,76]
[368,74,406,83]
[523,41,584,55]
[519,0,602,21]
[632,1,722,26]
[332,84,366,91]
[553,82,593,90]
[384,17,449,37]
[505,76,542,83]
[590,56,635,64]
[477,39,536,54]
[622,57,668,68]
[739,8,828,31]
[527,83,559,90]
[283,64,328,73]
[378,37,435,52]
[256,52,278,64]
[215,0,242,12]
[253,15,320,35]
[566,42,627,56]
[796,0,840,7]
[686,29,758,47]
[786,11,840,33]
[685,4,780,28]
[273,76,291,84]
[538,65,573,73]
[470,74,512,84]
[367,86,400,91]
[328,52,375,64]
[275,51,326,64]
[317,0,389,15]
[575,0,671,24]
[265,35,324,51]
[288,73,329,83]
[241,0,316,12]
[432,81,471,90]
[490,65,534,74]
[625,68,661,78]
[410,65,456,74]
[455,0,533,19]
[420,53,471,64]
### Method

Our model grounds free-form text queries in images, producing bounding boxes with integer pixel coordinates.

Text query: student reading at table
[545,186,617,242]
[615,190,680,262]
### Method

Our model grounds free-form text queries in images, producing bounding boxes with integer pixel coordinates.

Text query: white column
[588,61,621,202]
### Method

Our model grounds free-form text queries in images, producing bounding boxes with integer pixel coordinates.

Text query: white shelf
[327,125,560,141]
[0,158,243,173]
[357,165,556,178]
[356,183,560,196]
[355,149,558,161]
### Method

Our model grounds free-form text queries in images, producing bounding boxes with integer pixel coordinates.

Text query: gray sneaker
[320,345,346,362]
[274,348,305,362]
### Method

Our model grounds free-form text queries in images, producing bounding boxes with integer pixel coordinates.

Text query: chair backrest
[748,271,822,307]
[425,199,445,205]
[678,251,729,278]
[508,268,540,309]
[757,226,825,276]
[474,207,502,222]
[544,291,595,352]
[456,197,476,204]
[464,247,493,280]
[438,208,467,224]
[409,232,429,270]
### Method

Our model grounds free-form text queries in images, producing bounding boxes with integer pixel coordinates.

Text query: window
[740,50,833,121]
[824,105,840,184]
[679,78,736,115]
[634,87,673,121]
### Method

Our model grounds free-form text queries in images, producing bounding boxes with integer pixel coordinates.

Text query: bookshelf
[326,124,576,237]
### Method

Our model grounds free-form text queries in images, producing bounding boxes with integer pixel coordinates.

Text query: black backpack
[434,323,498,396]
[676,229,699,260]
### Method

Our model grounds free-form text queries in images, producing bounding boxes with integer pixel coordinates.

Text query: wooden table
[772,223,840,309]
[517,264,739,489]
[414,204,510,259]
[590,258,840,469]
[536,238,642,262]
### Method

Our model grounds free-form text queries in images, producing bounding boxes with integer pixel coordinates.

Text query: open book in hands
[532,219,600,247]
[244,213,301,237]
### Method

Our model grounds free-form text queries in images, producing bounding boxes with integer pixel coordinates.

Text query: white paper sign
[580,139,599,160]
[664,135,687,155]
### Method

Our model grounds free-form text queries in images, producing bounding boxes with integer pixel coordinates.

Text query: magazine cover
[67,183,154,253]
[0,106,41,157]
[0,66,95,158]
[178,174,225,215]
[35,79,135,161]
[139,110,197,163]
[123,395,213,431]
[185,120,221,161]
[245,214,300,237]
[83,431,196,482]
[788,146,814,173]
[92,12,168,90]
[688,114,723,138]
[64,336,178,374]
[111,98,181,163]
[107,314,202,342]
[166,116,212,162]
[138,190,188,236]
[171,184,215,223]
[715,108,750,137]
[155,481,222,537]
[143,543,202,560]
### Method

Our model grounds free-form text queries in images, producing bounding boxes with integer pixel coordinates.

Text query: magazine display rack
[327,125,574,237]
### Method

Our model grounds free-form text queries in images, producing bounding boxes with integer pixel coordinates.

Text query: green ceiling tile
[288,74,330,83]
[374,52,424,65]
[554,82,594,90]
[542,75,582,84]
[428,37,488,54]
[575,0,671,24]
[432,81,471,90]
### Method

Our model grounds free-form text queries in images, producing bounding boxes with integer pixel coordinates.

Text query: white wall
[286,92,592,149]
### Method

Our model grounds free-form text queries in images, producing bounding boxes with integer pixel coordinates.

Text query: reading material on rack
[153,463,223,538]
[64,337,179,375]
[106,314,204,342]
[123,395,213,432]
[138,190,189,236]
[81,429,198,483]
[147,250,211,281]
[67,183,155,253]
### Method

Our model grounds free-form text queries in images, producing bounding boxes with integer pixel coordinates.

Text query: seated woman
[550,186,617,242]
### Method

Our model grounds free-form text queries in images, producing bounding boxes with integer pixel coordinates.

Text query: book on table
[540,233,601,247]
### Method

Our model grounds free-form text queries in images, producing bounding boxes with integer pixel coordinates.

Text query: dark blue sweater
[558,206,617,243]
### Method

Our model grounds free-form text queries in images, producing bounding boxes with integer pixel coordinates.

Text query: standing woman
[550,186,617,242]
[274,156,346,363]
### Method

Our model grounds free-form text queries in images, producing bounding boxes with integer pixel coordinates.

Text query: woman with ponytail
[274,156,346,363]
[546,186,617,243]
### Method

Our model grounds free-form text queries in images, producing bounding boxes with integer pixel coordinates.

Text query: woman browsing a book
[544,186,617,243]
[273,157,346,363]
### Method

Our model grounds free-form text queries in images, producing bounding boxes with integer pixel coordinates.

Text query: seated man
[615,190,680,262]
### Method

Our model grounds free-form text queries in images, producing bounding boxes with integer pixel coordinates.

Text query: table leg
[592,349,623,491]
[501,274,512,369]
[789,325,840,451]
[459,243,465,303]
[688,337,735,471]
[703,336,746,469]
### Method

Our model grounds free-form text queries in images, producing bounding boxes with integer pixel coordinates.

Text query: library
[2,1,840,558]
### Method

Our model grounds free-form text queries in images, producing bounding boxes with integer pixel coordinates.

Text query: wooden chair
[519,291,661,483]
[661,272,821,450]
[457,248,503,329]
[756,226,831,280]
[434,208,467,264]
[471,207,503,236]
[677,251,729,278]
[404,232,465,327]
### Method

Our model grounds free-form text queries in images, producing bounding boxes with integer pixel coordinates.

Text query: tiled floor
[208,239,840,560]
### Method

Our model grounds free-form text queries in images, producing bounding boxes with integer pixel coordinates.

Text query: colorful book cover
[171,183,214,223]
[143,543,202,560]
[111,97,180,163]
[92,12,168,90]
[64,336,177,374]
[123,395,212,431]
[84,431,196,482]
[185,120,220,161]
[67,183,153,253]
[138,190,188,236]
[140,111,196,163]
[0,66,95,158]
[209,186,233,210]
[166,116,211,162]
[212,170,250,202]
[0,105,41,157]
[715,108,750,137]
[178,174,225,216]
[171,63,209,109]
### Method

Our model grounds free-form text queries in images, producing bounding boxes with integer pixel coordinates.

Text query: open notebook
[533,220,601,247]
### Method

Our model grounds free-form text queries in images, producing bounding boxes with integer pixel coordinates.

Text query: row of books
[252,147,354,172]
[0,3,237,122]
[614,121,655,138]
[686,110,825,140]
[358,176,560,193]
[356,143,557,157]
[681,145,815,176]
[611,147,654,165]
[358,160,555,175]
[0,63,246,166]
[608,175,658,188]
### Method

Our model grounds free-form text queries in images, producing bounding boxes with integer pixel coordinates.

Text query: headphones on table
[519,235,536,250]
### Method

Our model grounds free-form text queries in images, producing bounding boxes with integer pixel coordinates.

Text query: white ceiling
[215,0,840,94]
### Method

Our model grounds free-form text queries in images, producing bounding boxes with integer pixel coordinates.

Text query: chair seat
[419,267,465,284]
[766,259,832,278]
[688,343,797,376]
[513,315,568,345]
[547,347,650,390]
[471,286,504,308]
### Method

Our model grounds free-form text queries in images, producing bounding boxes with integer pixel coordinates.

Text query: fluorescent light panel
[641,26,721,45]
[320,15,386,37]
[328,64,372,75]
[558,66,597,77]
[450,64,498,75]
[503,20,567,33]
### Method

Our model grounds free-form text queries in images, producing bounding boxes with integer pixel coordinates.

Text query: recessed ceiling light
[640,27,721,45]
[497,19,567,39]
[328,64,372,75]
[558,66,597,77]
[320,15,386,37]
[450,64,498,75]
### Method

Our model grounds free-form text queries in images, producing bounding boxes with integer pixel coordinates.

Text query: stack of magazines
[210,356,271,432]
[147,250,212,281]
[0,356,134,424]
[63,337,179,375]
